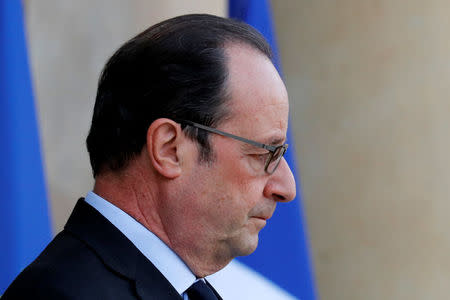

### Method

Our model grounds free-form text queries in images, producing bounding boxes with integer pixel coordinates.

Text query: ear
[146,118,183,179]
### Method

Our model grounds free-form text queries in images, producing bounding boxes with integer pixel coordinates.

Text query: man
[3,14,295,299]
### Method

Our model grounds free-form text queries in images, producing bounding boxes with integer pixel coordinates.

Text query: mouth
[251,213,273,225]
[250,204,276,223]
[253,209,275,221]
[251,216,267,228]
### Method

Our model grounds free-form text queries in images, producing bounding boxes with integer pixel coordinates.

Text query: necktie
[186,280,219,300]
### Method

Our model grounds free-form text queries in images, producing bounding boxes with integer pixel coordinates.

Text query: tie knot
[186,280,219,300]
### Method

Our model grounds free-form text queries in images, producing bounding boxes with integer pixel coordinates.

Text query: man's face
[168,44,296,262]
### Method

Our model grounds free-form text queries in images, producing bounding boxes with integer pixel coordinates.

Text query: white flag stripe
[208,260,299,300]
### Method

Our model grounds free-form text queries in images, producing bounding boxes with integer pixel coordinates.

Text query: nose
[263,158,296,202]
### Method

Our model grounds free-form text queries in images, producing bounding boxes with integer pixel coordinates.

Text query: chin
[236,234,259,257]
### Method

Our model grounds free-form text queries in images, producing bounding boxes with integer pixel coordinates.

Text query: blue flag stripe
[229,1,317,299]
[0,0,52,294]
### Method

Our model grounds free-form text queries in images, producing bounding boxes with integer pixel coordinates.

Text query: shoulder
[2,230,136,299]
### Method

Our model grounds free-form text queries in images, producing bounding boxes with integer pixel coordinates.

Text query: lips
[250,203,276,221]
[252,211,273,221]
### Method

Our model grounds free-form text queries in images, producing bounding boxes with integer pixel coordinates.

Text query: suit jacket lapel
[206,279,223,300]
[134,253,183,300]
[65,199,182,300]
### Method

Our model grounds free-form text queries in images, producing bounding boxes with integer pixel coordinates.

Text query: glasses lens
[265,144,288,174]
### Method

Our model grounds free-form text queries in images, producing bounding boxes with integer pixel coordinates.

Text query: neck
[92,162,232,277]
[168,235,233,277]
[93,160,171,247]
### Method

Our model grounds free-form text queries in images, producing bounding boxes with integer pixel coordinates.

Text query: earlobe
[146,118,182,179]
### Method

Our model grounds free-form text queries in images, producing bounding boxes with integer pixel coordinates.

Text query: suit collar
[84,191,197,295]
[206,280,223,300]
[65,199,181,300]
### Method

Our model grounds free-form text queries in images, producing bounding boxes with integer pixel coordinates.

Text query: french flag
[0,0,52,295]
[208,1,318,299]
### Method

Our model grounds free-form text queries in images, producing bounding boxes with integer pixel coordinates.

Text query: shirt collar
[84,191,196,295]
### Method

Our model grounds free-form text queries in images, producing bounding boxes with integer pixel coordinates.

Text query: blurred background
[23,0,450,299]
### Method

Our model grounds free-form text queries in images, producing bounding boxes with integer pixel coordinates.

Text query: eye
[271,148,283,161]
[253,152,270,163]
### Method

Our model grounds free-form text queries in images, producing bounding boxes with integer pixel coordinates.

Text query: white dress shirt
[84,191,206,299]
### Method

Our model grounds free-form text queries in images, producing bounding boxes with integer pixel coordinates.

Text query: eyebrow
[268,137,285,146]
[243,136,285,152]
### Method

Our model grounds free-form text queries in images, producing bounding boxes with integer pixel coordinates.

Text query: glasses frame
[176,119,288,174]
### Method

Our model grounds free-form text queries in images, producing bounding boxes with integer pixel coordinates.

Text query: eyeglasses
[177,119,288,174]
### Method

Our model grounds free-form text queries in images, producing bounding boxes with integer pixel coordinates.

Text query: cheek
[195,173,250,233]
[214,146,266,209]
[187,142,267,228]
[210,175,263,232]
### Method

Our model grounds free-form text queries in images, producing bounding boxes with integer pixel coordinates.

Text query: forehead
[222,43,289,140]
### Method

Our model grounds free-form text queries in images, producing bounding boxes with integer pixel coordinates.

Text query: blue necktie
[186,280,219,300]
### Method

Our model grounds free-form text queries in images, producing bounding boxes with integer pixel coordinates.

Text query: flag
[0,0,52,294]
[208,1,317,299]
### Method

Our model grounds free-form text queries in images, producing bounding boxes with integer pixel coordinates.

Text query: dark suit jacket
[2,199,184,300]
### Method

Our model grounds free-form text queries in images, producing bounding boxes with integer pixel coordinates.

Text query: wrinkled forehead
[222,43,289,133]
